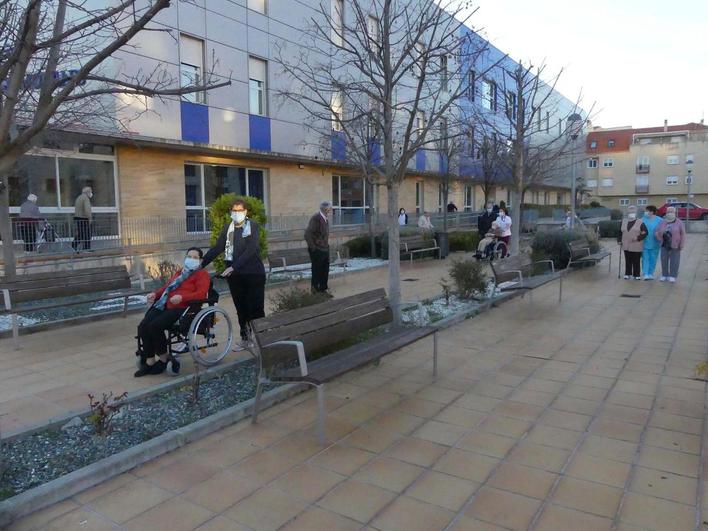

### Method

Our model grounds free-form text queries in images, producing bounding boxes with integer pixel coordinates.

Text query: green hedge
[531,230,599,270]
[521,204,570,218]
[208,194,268,274]
[610,209,623,220]
[449,231,481,252]
[598,220,621,238]
[345,235,377,258]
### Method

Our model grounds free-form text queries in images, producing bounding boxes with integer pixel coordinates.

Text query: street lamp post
[566,113,584,231]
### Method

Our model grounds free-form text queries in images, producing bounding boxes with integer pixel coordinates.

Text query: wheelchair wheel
[491,241,508,261]
[187,307,233,366]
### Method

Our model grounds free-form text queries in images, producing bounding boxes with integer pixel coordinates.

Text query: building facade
[585,122,708,211]
[9,0,578,242]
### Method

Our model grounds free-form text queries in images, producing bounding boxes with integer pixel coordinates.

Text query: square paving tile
[343,426,402,453]
[435,405,487,429]
[535,503,613,531]
[432,447,500,483]
[89,478,173,524]
[464,486,542,531]
[457,431,516,458]
[317,479,396,523]
[630,466,697,504]
[123,497,213,531]
[352,456,424,492]
[552,476,623,518]
[539,409,592,432]
[643,427,701,454]
[271,464,345,503]
[229,449,297,486]
[407,470,479,511]
[619,492,695,530]
[589,418,644,443]
[487,462,558,499]
[453,394,502,413]
[565,452,631,488]
[477,415,531,438]
[413,419,468,446]
[28,507,116,531]
[224,486,309,531]
[492,400,544,421]
[372,495,455,531]
[448,515,508,530]
[580,435,638,463]
[527,424,582,450]
[280,507,361,531]
[182,469,259,513]
[310,444,375,475]
[147,456,222,494]
[551,396,600,416]
[507,441,570,473]
[637,446,700,477]
[386,436,448,467]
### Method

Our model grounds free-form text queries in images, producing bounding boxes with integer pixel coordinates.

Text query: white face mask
[87,192,93,198]
[231,211,246,224]
[486,208,492,213]
[184,257,200,270]
[665,213,676,222]
[628,213,636,220]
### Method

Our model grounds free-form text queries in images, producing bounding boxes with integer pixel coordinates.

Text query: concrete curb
[0,382,305,527]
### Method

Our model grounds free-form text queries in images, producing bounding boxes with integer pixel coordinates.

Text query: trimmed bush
[589,200,602,208]
[610,209,623,220]
[531,230,598,270]
[448,231,481,252]
[598,220,621,239]
[448,259,489,299]
[208,194,268,273]
[269,287,331,313]
[345,235,377,258]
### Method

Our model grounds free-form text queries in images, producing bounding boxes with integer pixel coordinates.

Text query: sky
[459,0,708,129]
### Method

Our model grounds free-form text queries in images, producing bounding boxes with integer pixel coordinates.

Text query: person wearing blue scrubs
[641,205,662,280]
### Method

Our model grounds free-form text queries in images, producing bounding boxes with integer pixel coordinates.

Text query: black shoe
[166,359,181,376]
[134,360,166,377]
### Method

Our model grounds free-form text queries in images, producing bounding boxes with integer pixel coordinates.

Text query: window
[331,87,343,131]
[438,183,444,213]
[607,139,615,147]
[415,181,424,214]
[331,0,343,46]
[185,164,265,232]
[556,192,563,205]
[686,154,694,164]
[666,197,679,204]
[415,110,425,138]
[586,179,597,188]
[481,80,496,111]
[603,158,614,168]
[467,127,475,156]
[248,57,267,116]
[367,16,379,51]
[506,91,517,121]
[587,158,598,169]
[440,55,448,92]
[637,198,648,206]
[463,185,474,211]
[247,0,266,13]
[601,178,614,187]
[543,191,549,205]
[666,175,678,185]
[413,42,425,77]
[179,34,205,104]
[619,198,630,206]
[666,155,679,165]
[468,70,476,101]
[332,175,372,224]
[590,140,597,149]
[636,176,649,193]
[636,155,650,173]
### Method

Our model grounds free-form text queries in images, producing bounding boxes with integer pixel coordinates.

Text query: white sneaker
[634,276,641,280]
[668,277,676,283]
[659,276,667,282]
[644,275,653,280]
[623,275,630,280]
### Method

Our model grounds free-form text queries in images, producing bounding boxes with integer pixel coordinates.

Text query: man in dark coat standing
[477,201,496,236]
[305,200,332,293]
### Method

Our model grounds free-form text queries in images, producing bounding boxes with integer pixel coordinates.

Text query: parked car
[657,201,708,220]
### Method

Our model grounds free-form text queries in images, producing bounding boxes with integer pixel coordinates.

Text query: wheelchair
[135,282,234,375]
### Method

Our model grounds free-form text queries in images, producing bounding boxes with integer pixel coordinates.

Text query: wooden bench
[400,235,440,263]
[0,265,145,346]
[267,247,347,279]
[490,254,565,302]
[567,239,612,272]
[250,288,437,442]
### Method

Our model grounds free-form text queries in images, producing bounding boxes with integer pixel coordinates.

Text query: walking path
[7,234,708,530]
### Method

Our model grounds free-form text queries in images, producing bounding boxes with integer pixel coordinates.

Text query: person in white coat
[495,207,512,257]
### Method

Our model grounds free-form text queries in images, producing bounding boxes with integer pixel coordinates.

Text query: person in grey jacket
[304,200,332,293]
[72,186,92,251]
[19,194,42,252]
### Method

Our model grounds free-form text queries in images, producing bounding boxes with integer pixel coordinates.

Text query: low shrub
[345,235,377,258]
[598,220,621,239]
[589,200,602,208]
[521,204,569,218]
[531,230,597,270]
[610,209,623,220]
[448,259,488,299]
[448,231,481,252]
[269,287,331,313]
[379,227,424,259]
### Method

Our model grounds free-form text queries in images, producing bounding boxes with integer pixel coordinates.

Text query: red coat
[152,269,210,310]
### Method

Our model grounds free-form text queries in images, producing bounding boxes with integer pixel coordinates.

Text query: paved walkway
[0,257,453,435]
[7,234,708,531]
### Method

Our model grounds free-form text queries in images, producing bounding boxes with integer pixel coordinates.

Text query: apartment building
[584,121,708,211]
[8,0,578,240]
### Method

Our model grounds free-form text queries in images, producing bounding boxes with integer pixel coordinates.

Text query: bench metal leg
[316,384,326,444]
[123,295,129,316]
[433,331,438,379]
[608,255,612,273]
[12,313,20,350]
[251,379,263,424]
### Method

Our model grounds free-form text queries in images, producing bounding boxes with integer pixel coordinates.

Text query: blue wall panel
[249,115,272,151]
[331,131,346,161]
[416,150,426,171]
[369,140,381,166]
[180,101,209,143]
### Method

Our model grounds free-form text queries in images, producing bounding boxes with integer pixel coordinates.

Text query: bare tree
[275,0,496,324]
[0,0,230,278]
[473,128,511,207]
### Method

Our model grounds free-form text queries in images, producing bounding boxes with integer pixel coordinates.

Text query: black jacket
[202,220,265,275]
[477,211,495,235]
[304,213,329,252]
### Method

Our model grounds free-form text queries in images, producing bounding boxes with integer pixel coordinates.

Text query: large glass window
[185,164,267,232]
[249,57,267,116]
[58,158,115,207]
[463,185,474,211]
[332,175,372,224]
[8,155,57,207]
[180,34,205,104]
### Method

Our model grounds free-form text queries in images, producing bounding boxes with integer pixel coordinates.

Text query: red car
[657,201,708,220]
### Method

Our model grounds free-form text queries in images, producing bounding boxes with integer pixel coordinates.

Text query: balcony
[635,184,650,194]
[635,164,650,174]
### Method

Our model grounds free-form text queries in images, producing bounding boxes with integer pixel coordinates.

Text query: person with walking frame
[202,199,266,349]
[618,206,648,280]
[305,200,332,293]
[19,193,42,252]
[72,186,93,251]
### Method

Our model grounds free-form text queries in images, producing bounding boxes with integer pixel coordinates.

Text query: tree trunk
[509,187,522,255]
[367,182,376,258]
[442,184,448,232]
[0,182,16,279]
[387,180,402,327]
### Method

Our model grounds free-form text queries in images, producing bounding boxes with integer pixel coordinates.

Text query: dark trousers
[72,217,91,250]
[624,250,641,277]
[309,248,330,292]
[18,220,38,252]
[499,235,510,258]
[138,307,183,359]
[227,273,266,340]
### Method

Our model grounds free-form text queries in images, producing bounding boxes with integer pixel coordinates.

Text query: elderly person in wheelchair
[135,247,210,377]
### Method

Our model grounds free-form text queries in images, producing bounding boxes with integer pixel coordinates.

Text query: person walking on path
[202,199,266,348]
[477,202,495,236]
[135,247,209,377]
[72,186,92,251]
[640,204,662,280]
[447,201,458,213]
[305,201,332,293]
[655,206,686,283]
[398,208,408,226]
[495,206,512,257]
[618,206,648,280]
[19,193,42,252]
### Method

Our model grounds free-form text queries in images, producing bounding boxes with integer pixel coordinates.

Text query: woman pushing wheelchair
[134,247,210,377]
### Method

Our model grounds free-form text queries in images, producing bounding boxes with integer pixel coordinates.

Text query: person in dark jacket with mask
[477,202,495,236]
[202,199,265,348]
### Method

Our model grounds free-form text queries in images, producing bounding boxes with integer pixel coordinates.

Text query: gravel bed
[402,284,500,325]
[0,360,278,500]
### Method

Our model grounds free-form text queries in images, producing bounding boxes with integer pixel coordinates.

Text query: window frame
[247,0,267,14]
[636,198,648,206]
[666,175,679,186]
[666,155,679,165]
[601,178,614,187]
[179,34,206,105]
[607,139,616,148]
[587,158,598,169]
[586,179,598,188]
[619,198,630,206]
[603,158,614,168]
[248,56,268,116]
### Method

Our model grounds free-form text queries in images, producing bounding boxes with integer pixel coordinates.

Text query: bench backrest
[0,266,131,304]
[268,248,312,268]
[568,239,590,259]
[400,236,435,251]
[252,288,392,370]
[490,254,533,283]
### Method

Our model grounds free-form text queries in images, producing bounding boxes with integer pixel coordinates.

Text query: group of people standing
[619,205,685,282]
